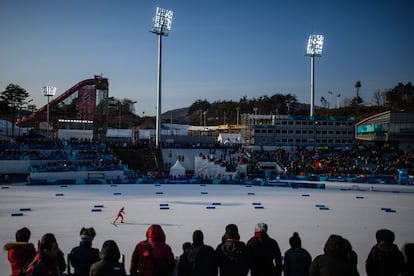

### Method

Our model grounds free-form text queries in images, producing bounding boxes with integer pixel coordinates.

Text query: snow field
[1,183,413,276]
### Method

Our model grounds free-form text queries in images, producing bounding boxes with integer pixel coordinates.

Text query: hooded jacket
[309,234,357,276]
[89,240,126,276]
[3,241,36,276]
[130,224,175,276]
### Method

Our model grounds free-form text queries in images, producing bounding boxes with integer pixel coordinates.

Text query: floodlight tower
[305,34,324,117]
[328,90,333,109]
[42,85,56,138]
[236,107,240,126]
[336,93,341,108]
[150,7,173,148]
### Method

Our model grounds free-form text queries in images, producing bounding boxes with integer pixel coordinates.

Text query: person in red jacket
[3,227,37,276]
[130,224,175,276]
[113,207,125,224]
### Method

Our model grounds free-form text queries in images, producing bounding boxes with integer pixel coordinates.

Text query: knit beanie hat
[376,229,395,243]
[80,227,96,242]
[289,232,302,248]
[223,224,240,240]
[255,223,268,233]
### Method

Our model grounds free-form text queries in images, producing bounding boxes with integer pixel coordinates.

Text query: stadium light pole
[236,107,240,126]
[150,7,173,148]
[42,85,56,138]
[253,107,258,125]
[305,34,324,117]
[328,90,333,109]
[118,102,121,130]
[336,93,341,108]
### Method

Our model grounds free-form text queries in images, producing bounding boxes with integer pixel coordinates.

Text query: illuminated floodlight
[306,34,324,57]
[42,85,56,97]
[151,7,173,36]
[42,85,56,138]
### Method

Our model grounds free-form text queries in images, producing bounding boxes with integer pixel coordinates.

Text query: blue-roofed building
[355,111,414,152]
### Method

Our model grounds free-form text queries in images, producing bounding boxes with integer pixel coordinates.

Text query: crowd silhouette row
[4,224,413,276]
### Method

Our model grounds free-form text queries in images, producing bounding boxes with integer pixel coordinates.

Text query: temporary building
[170,160,186,178]
[217,133,245,145]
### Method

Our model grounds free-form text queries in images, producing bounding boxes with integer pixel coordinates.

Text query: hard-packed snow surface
[1,183,413,276]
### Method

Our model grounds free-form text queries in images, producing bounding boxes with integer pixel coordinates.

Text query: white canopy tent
[217,133,245,145]
[169,160,186,178]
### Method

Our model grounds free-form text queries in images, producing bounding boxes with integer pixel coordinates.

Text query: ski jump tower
[17,75,109,139]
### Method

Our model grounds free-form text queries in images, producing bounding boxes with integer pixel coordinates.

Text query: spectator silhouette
[89,240,126,276]
[130,224,175,276]
[366,229,405,276]
[309,234,358,276]
[401,243,414,276]
[216,224,249,276]
[177,230,218,276]
[173,242,191,276]
[3,227,37,276]
[246,222,283,276]
[283,232,312,276]
[69,227,100,276]
[23,233,65,276]
[342,237,359,276]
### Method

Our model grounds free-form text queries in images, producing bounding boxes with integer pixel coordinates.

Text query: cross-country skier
[113,207,125,224]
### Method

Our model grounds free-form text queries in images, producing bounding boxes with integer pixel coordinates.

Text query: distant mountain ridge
[162,107,190,124]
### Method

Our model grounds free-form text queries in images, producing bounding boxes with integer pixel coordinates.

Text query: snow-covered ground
[1,182,413,276]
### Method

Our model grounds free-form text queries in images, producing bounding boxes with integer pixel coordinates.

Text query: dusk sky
[1,0,413,116]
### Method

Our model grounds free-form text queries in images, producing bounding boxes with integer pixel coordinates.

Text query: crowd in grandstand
[247,143,414,181]
[1,137,413,184]
[0,138,122,174]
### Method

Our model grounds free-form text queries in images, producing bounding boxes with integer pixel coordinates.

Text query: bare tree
[320,96,328,109]
[372,90,386,106]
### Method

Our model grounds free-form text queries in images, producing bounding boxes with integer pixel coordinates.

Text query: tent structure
[194,156,226,179]
[169,160,186,178]
[217,133,245,145]
[194,156,244,180]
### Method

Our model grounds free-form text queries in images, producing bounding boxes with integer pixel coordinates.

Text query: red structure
[17,76,109,138]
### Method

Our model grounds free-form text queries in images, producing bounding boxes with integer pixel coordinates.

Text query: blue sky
[1,0,413,116]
